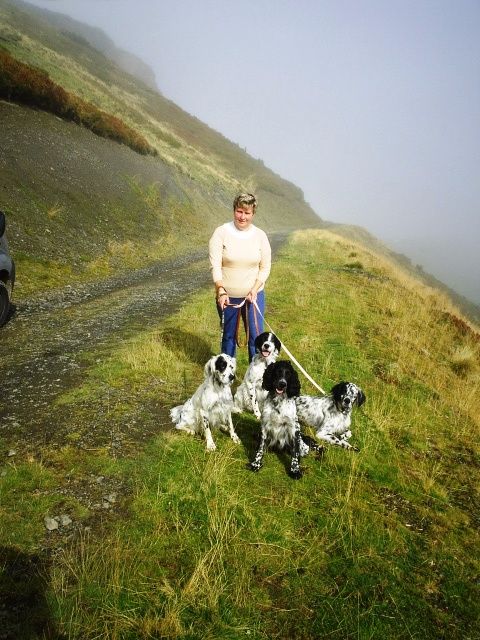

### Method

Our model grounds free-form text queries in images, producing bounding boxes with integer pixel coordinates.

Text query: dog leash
[252,300,327,395]
[221,297,260,348]
[220,295,325,393]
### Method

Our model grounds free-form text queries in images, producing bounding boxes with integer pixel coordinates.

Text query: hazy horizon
[23,0,480,305]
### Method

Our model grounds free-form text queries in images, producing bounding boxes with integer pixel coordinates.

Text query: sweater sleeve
[257,230,272,285]
[208,225,224,283]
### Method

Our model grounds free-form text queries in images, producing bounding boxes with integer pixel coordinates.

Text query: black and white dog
[296,382,366,451]
[170,354,240,451]
[248,360,322,479]
[233,331,281,418]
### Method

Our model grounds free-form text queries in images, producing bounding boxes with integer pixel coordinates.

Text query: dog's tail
[170,405,183,425]
[301,433,325,454]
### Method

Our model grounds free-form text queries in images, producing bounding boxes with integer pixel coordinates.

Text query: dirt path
[0,250,209,444]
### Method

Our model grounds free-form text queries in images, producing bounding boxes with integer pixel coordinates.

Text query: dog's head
[254,331,281,360]
[262,360,300,398]
[205,354,236,386]
[331,382,366,412]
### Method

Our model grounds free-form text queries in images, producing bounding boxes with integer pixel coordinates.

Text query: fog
[25,0,480,304]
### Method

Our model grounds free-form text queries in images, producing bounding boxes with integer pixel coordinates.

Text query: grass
[2,229,478,638]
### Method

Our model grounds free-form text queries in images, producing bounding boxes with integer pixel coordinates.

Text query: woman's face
[233,204,255,231]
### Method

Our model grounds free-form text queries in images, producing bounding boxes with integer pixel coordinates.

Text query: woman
[209,193,271,361]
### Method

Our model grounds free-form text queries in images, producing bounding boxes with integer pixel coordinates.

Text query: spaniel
[170,354,240,451]
[296,382,366,451]
[247,360,322,479]
[233,331,281,418]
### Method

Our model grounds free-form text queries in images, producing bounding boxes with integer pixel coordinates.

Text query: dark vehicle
[0,210,15,326]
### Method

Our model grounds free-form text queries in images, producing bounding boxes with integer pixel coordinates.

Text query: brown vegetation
[440,310,480,343]
[0,48,156,156]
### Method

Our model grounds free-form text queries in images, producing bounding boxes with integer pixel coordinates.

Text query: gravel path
[0,250,210,445]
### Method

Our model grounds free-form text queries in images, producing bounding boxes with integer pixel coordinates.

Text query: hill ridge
[8,0,159,89]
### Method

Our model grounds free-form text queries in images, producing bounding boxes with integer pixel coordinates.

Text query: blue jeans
[217,290,265,361]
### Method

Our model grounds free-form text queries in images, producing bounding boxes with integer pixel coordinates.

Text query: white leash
[252,300,326,395]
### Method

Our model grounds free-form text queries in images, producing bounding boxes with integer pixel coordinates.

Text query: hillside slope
[16,0,159,90]
[325,222,480,324]
[0,0,321,297]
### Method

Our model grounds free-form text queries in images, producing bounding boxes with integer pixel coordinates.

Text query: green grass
[3,230,478,638]
[0,452,94,552]
[6,176,209,297]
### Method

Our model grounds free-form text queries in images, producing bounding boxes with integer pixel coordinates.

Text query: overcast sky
[26,0,480,304]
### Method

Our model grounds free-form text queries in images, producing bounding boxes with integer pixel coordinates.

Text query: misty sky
[25,0,480,304]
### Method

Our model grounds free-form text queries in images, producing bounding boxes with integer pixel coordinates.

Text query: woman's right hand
[217,291,229,310]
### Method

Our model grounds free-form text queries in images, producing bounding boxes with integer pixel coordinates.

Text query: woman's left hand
[246,290,257,303]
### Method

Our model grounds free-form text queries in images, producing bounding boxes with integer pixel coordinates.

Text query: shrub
[0,48,156,156]
[440,310,480,342]
[344,261,364,270]
[449,346,478,378]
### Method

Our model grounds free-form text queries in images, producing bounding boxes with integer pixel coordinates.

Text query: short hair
[233,193,257,212]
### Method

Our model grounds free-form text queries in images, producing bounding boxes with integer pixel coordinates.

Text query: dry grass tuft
[449,345,479,378]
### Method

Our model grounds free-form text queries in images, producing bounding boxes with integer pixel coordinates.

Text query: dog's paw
[175,425,195,435]
[288,468,303,480]
[206,442,217,452]
[231,406,242,414]
[352,445,360,452]
[247,462,261,472]
[253,409,262,419]
[231,433,241,444]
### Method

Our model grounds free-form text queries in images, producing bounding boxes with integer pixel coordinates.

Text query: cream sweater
[209,222,272,297]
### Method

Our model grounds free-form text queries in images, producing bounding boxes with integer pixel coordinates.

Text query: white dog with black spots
[170,354,239,451]
[233,331,281,419]
[296,381,366,451]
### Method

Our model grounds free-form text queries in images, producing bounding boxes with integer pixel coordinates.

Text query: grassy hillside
[0,48,157,155]
[20,0,159,90]
[1,230,478,638]
[0,0,320,297]
[325,222,480,325]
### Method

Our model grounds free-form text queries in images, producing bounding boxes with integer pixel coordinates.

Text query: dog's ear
[355,387,366,407]
[273,334,282,354]
[287,365,301,397]
[262,362,275,391]
[254,332,267,352]
[331,381,346,400]
[215,355,228,373]
[204,356,216,378]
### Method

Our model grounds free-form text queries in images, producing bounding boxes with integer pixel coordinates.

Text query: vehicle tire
[0,280,10,327]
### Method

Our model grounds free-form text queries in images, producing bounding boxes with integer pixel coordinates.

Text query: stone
[44,516,59,531]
